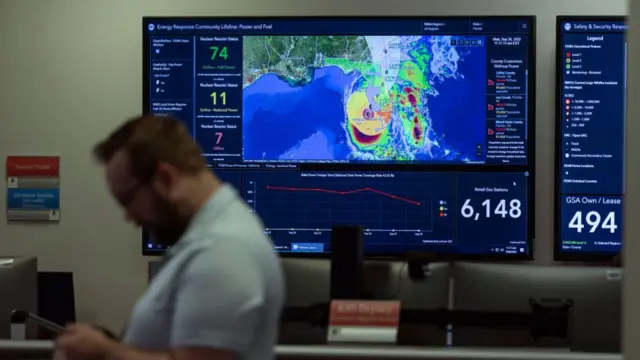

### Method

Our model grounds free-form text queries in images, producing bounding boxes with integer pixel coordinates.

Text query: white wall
[0,0,627,332]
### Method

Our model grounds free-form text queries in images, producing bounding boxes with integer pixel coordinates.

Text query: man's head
[93,115,211,245]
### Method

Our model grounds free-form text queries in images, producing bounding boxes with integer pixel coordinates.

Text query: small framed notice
[6,156,61,222]
[327,300,400,344]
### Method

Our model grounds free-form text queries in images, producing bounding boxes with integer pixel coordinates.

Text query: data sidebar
[485,35,529,164]
[557,20,626,253]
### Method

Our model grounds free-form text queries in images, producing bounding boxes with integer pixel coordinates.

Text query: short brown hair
[93,115,206,181]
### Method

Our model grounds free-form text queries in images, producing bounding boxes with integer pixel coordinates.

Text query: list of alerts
[484,35,530,164]
[559,29,626,196]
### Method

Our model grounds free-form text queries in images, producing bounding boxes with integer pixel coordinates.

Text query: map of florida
[242,35,483,162]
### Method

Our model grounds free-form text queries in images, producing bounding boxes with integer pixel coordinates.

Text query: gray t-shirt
[123,184,285,360]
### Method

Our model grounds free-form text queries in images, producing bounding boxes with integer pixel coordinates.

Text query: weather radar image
[242,35,480,162]
[143,17,536,258]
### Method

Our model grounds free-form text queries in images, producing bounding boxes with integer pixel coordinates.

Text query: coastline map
[241,35,485,162]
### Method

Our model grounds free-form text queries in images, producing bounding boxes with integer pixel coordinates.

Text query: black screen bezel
[553,15,625,262]
[142,15,537,260]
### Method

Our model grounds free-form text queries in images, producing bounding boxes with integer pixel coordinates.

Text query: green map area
[242,36,373,85]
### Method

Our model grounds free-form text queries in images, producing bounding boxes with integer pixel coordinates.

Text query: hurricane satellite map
[241,35,485,162]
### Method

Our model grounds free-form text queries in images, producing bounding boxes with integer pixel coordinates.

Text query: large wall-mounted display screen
[142,16,536,258]
[554,16,626,261]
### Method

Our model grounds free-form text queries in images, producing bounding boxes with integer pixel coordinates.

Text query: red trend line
[265,185,421,206]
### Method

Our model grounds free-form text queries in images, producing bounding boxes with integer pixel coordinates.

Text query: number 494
[568,211,618,233]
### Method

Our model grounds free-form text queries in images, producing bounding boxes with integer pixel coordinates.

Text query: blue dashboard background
[142,17,536,258]
[555,17,626,260]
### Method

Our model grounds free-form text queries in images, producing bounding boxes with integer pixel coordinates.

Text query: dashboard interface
[142,17,536,257]
[555,17,626,259]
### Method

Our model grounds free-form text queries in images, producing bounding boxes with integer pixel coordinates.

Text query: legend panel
[556,19,627,254]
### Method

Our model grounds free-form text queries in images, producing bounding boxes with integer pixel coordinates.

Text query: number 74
[210,46,229,60]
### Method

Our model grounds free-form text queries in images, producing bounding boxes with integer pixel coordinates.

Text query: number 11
[211,91,227,105]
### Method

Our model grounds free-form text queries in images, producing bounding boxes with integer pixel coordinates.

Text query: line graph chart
[264,185,422,206]
[240,171,455,243]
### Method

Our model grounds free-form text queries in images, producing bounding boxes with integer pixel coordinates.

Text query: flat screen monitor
[554,16,627,261]
[142,16,536,259]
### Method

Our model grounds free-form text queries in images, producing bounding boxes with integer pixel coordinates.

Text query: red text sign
[329,300,400,327]
[6,156,60,177]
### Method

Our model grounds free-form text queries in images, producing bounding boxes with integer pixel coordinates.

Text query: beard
[146,195,188,247]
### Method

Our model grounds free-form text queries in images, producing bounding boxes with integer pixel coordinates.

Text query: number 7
[210,46,219,60]
[215,132,223,144]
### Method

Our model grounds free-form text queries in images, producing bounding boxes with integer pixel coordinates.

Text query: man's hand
[56,323,115,360]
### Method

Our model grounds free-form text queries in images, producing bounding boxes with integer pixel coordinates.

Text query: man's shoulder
[199,197,273,248]
[181,220,278,276]
[194,193,266,236]
[175,230,284,312]
[174,192,281,281]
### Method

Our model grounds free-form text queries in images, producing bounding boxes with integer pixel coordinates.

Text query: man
[55,115,285,360]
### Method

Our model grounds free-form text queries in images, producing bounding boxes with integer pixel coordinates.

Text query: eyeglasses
[114,171,157,208]
[115,183,143,208]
